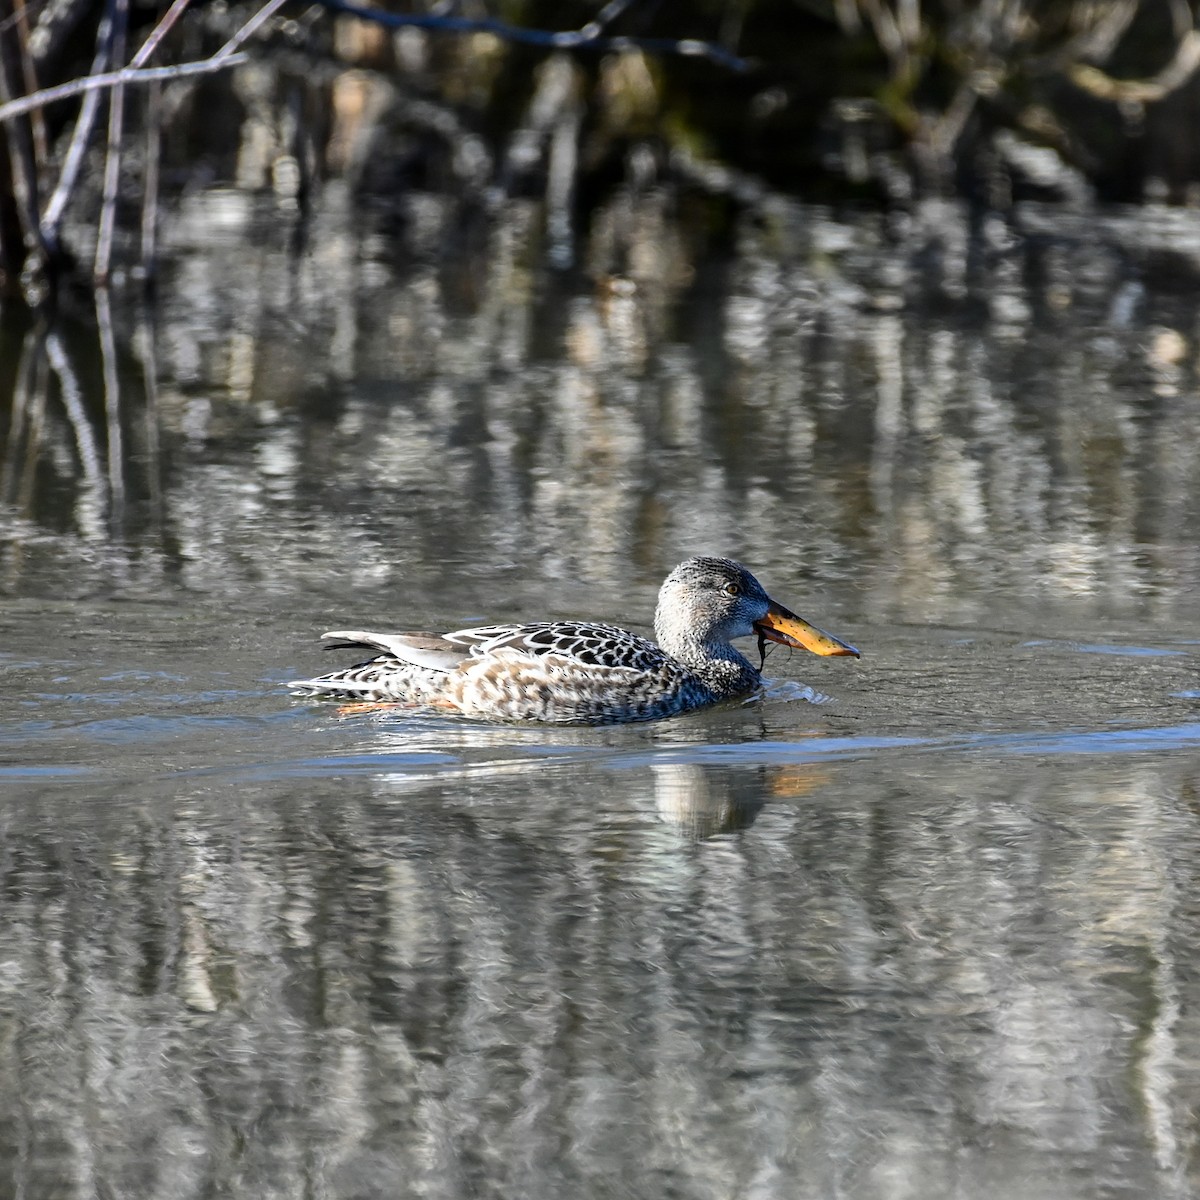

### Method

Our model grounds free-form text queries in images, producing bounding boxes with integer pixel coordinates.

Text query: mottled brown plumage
[289,557,858,724]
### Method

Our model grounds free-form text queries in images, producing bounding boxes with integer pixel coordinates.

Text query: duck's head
[654,556,860,661]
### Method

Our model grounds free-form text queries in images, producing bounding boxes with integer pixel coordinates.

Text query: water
[3,189,1200,1198]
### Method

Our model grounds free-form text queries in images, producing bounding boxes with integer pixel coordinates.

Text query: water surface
[3,191,1200,1198]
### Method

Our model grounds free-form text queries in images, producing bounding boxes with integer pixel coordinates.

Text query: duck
[288,556,859,724]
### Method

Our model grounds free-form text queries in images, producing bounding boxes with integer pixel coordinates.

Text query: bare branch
[0,51,250,124]
[93,0,129,285]
[41,0,196,252]
[131,0,195,70]
[212,0,292,60]
[1069,29,1200,104]
[0,0,287,125]
[40,0,118,248]
[0,9,46,273]
[12,0,48,163]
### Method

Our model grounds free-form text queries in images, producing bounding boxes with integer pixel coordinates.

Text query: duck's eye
[723,582,741,597]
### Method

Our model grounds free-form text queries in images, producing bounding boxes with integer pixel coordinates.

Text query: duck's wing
[319,621,666,675]
[444,621,666,671]
[321,630,471,672]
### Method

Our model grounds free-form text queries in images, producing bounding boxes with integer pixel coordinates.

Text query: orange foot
[335,701,408,716]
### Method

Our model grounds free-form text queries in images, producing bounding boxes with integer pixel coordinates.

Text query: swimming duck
[288,556,859,724]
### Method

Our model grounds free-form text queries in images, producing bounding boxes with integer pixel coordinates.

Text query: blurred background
[9,0,1200,296]
[4,0,1200,611]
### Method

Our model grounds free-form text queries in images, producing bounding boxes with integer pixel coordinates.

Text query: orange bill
[754,602,860,657]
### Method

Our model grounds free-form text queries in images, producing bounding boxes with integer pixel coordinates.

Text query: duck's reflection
[651,763,766,836]
[652,761,832,837]
[351,708,832,839]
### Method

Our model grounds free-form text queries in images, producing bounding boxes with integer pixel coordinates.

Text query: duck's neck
[655,624,761,695]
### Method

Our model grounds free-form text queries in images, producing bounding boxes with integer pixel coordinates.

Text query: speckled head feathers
[661,556,770,596]
[654,557,773,654]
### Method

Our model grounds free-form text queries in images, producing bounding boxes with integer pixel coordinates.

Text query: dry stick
[0,13,45,276]
[44,0,193,236]
[212,0,292,60]
[1069,29,1200,104]
[126,0,284,276]
[40,0,117,252]
[12,0,47,165]
[94,0,129,285]
[36,0,196,255]
[131,0,195,69]
[0,0,286,126]
[133,0,190,276]
[0,0,734,127]
[0,53,250,124]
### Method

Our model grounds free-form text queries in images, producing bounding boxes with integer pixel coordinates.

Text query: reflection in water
[1,753,1199,1198]
[3,191,1200,633]
[650,761,831,838]
[5,189,1200,1199]
[652,762,768,836]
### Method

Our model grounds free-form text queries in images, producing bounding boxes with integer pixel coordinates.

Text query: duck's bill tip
[755,606,860,658]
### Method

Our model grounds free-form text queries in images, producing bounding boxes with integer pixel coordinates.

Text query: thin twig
[4,0,92,64]
[0,0,52,41]
[0,0,282,125]
[130,0,194,69]
[0,13,46,274]
[40,0,117,250]
[0,0,742,129]
[12,0,47,164]
[0,51,250,123]
[1069,29,1200,104]
[43,0,194,253]
[94,0,129,284]
[134,0,191,277]
[212,0,292,60]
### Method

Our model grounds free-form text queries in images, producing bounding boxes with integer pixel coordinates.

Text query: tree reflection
[1,753,1199,1196]
[2,192,1199,629]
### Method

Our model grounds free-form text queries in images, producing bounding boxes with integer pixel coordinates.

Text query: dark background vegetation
[4,0,1200,298]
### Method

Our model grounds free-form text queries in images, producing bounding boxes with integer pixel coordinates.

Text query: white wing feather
[321,630,469,673]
